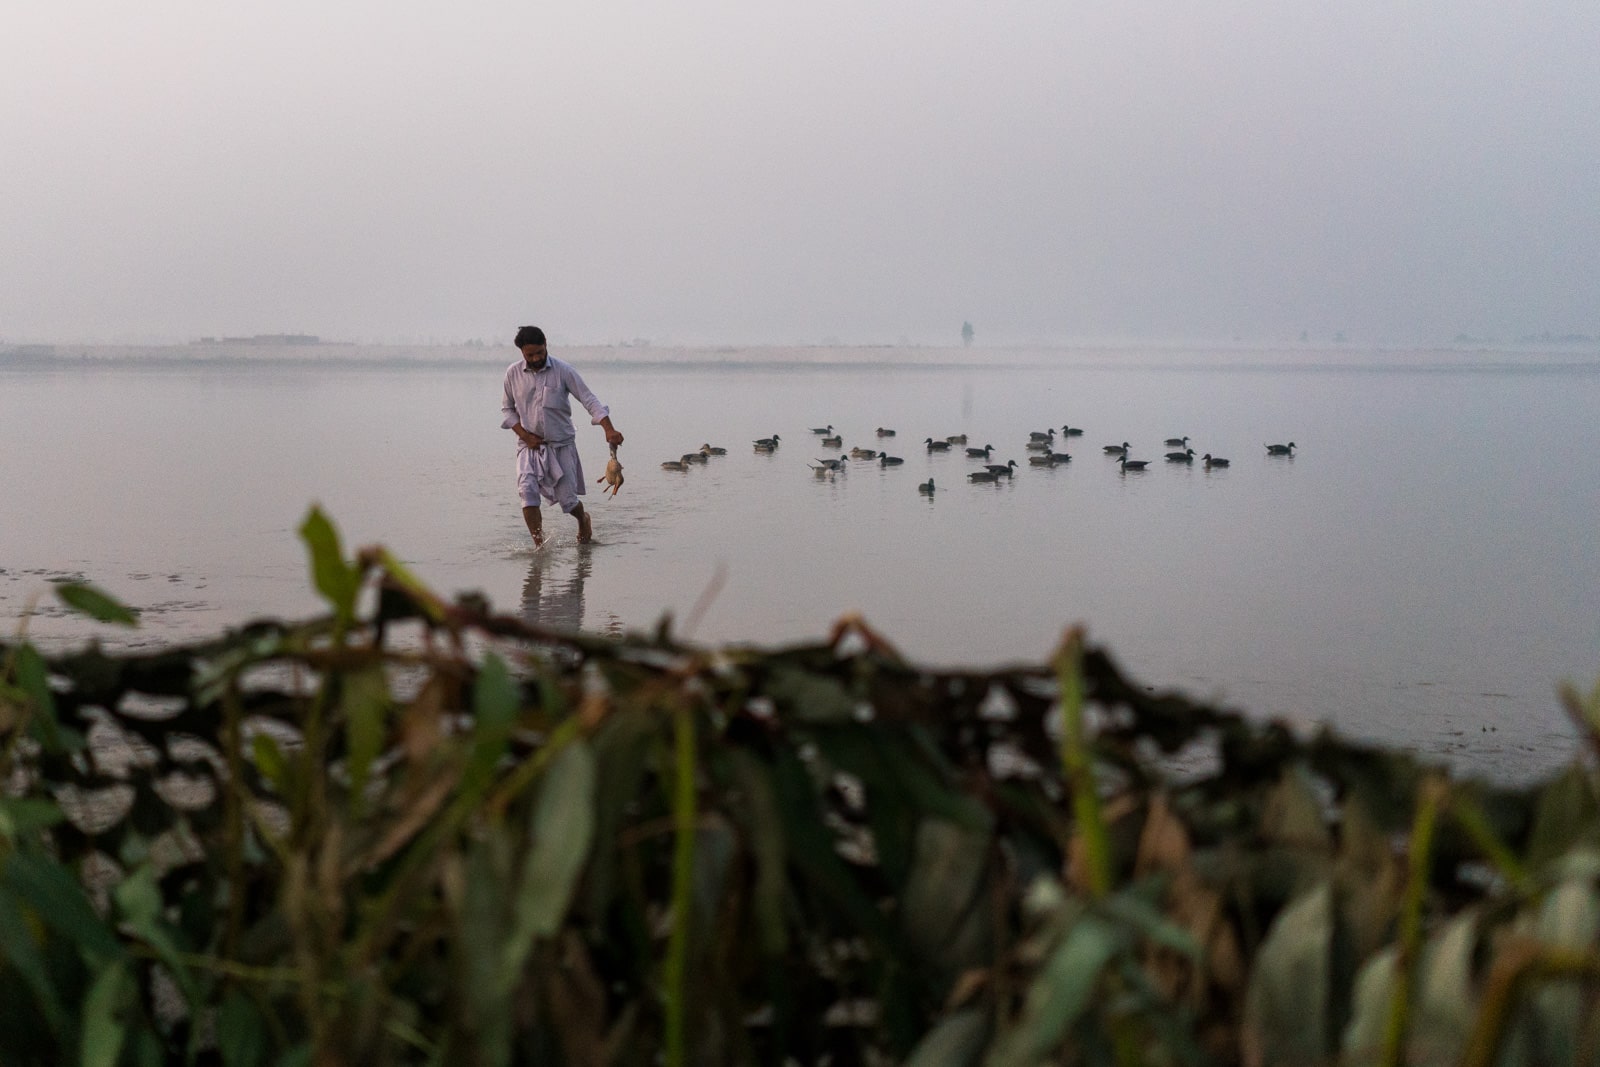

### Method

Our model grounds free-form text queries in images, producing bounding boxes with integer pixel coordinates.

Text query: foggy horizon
[4,2,1597,348]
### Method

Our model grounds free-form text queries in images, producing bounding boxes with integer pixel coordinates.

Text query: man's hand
[517,426,545,449]
[605,428,624,447]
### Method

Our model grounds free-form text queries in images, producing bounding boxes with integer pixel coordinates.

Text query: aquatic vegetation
[3,505,1600,1065]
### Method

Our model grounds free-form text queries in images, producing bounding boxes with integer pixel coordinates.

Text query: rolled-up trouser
[516,438,586,513]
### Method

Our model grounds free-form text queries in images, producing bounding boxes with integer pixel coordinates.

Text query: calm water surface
[4,346,1599,780]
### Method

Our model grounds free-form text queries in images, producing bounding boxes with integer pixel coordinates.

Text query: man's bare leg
[521,505,545,547]
[573,503,592,543]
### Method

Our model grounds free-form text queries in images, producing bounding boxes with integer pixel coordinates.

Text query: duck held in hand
[597,443,625,495]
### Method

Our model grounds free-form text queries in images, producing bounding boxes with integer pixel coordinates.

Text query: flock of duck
[662,426,1297,491]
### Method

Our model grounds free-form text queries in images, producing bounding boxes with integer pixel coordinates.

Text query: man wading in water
[500,326,624,546]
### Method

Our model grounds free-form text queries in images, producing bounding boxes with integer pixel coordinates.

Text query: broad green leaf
[218,988,265,1067]
[580,708,656,923]
[0,886,69,1033]
[986,913,1120,1067]
[1529,873,1600,1062]
[766,664,855,722]
[901,817,991,971]
[725,749,789,955]
[113,865,199,1010]
[298,506,360,620]
[463,652,518,795]
[811,728,920,884]
[693,816,737,932]
[54,581,139,627]
[1537,868,1600,947]
[906,1007,989,1067]
[112,864,161,928]
[0,797,65,843]
[1412,912,1478,1064]
[812,726,990,889]
[80,958,131,1067]
[128,1027,164,1067]
[1,851,123,966]
[341,666,390,809]
[1242,881,1333,1066]
[503,739,596,982]
[1339,946,1396,1064]
[1099,886,1202,960]
[274,1045,312,1067]
[11,644,65,753]
[460,838,513,1067]
[770,745,902,951]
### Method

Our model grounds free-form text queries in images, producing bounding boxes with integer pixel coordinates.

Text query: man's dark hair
[514,325,546,347]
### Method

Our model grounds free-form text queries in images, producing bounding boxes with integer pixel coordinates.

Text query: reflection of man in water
[500,325,624,546]
[522,552,590,632]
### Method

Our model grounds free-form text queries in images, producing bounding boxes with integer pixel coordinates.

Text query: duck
[1025,439,1053,452]
[850,447,880,459]
[1028,454,1058,467]
[753,434,781,450]
[1028,429,1056,442]
[968,469,999,482]
[965,444,994,458]
[812,457,848,471]
[1118,455,1150,472]
[1103,441,1130,455]
[683,451,709,464]
[879,454,905,466]
[918,478,936,494]
[1165,448,1195,464]
[810,424,835,435]
[1266,442,1297,455]
[1202,453,1230,468]
[661,457,689,471]
[1061,425,1084,437]
[924,437,952,452]
[876,427,897,437]
[821,435,843,448]
[700,443,727,455]
[984,460,1019,477]
[1048,451,1073,463]
[1164,435,1191,448]
[946,434,969,445]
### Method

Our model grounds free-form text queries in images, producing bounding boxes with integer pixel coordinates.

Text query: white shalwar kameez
[500,356,611,513]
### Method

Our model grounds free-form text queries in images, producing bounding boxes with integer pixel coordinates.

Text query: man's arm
[565,365,624,445]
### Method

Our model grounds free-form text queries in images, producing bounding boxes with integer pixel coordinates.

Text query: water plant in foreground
[3,505,1600,1065]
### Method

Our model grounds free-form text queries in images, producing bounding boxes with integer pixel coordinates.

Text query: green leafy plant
[2,507,1600,1065]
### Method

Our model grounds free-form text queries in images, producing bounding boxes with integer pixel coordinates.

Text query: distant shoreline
[4,340,1600,374]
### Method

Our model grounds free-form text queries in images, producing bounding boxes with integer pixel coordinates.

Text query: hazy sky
[4,2,1597,346]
